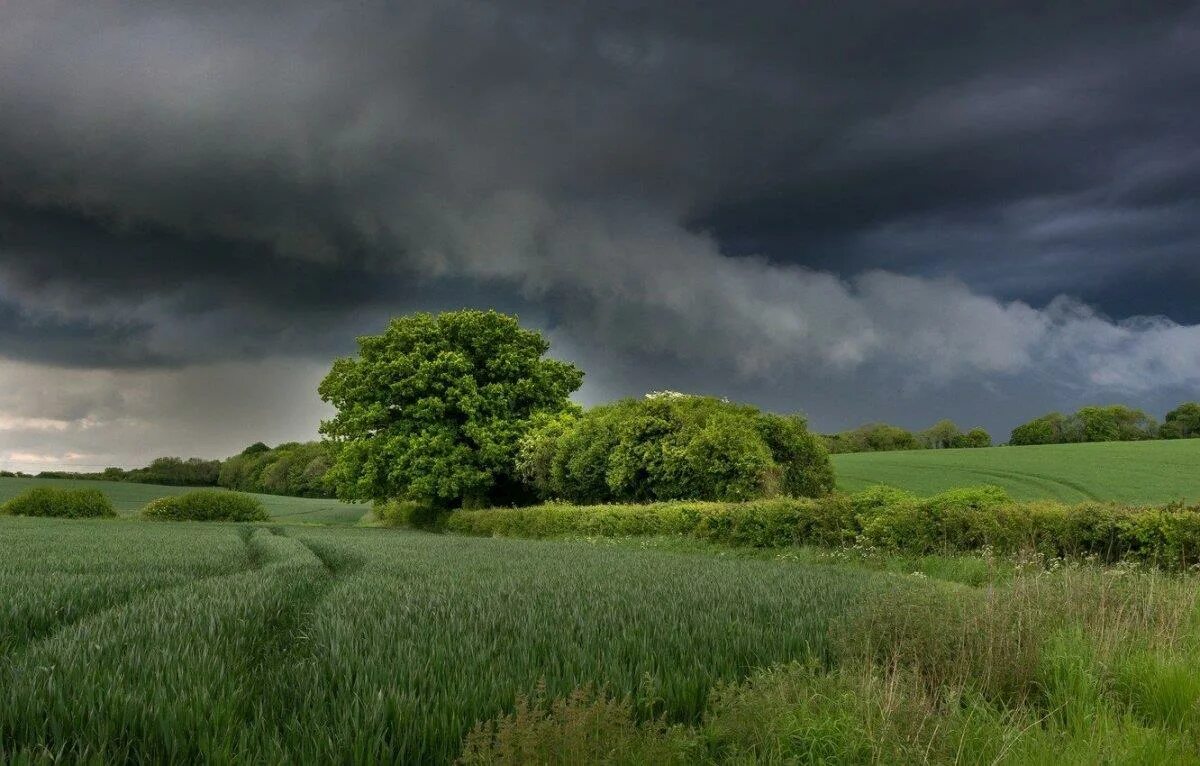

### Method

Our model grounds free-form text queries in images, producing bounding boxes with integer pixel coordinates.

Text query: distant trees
[37,458,222,486]
[1161,403,1200,440]
[517,394,833,504]
[319,310,583,509]
[1009,405,1158,446]
[1009,412,1073,446]
[126,457,222,486]
[824,423,920,454]
[921,420,961,449]
[217,442,333,497]
[25,444,334,498]
[824,421,991,453]
[959,428,993,448]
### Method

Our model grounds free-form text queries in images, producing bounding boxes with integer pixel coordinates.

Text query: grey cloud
[1,0,1200,468]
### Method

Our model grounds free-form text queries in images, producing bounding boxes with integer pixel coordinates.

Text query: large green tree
[319,310,583,508]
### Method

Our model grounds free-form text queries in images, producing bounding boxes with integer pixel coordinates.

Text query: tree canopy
[319,310,583,508]
[1009,405,1158,446]
[1161,402,1200,439]
[517,393,834,503]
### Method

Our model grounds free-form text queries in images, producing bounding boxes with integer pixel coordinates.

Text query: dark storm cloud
[2,0,1200,466]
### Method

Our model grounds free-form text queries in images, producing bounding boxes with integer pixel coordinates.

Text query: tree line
[26,443,335,498]
[822,419,992,454]
[1009,402,1200,445]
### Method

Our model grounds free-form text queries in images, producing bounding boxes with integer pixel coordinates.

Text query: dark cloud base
[1,0,1199,467]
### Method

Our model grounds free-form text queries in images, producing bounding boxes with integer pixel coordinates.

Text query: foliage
[824,422,921,453]
[218,441,333,498]
[1,486,116,518]
[1008,411,1073,445]
[141,490,269,521]
[449,486,1200,568]
[1010,405,1158,445]
[957,426,992,448]
[920,418,962,449]
[826,420,992,453]
[319,310,583,509]
[517,395,833,504]
[373,498,445,529]
[126,457,223,486]
[1161,402,1200,439]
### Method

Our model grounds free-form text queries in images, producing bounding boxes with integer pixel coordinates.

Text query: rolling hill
[832,439,1200,504]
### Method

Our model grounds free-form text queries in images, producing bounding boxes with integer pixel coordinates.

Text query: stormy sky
[2,1,1200,470]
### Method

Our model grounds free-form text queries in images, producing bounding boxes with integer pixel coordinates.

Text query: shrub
[1,487,117,518]
[141,490,268,522]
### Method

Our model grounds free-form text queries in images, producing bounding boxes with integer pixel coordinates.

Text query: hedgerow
[0,487,117,518]
[446,485,1200,568]
[141,490,268,521]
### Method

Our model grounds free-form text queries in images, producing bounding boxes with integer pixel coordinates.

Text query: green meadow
[833,439,1200,504]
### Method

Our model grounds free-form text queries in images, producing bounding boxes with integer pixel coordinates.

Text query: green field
[5,517,1200,763]
[832,439,1200,504]
[0,516,877,763]
[0,476,367,524]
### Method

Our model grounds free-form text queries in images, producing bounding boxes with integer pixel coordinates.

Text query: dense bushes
[218,442,333,498]
[447,485,1200,568]
[516,393,833,504]
[1,487,116,518]
[141,490,268,521]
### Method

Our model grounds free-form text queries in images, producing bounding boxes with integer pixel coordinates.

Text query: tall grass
[464,564,1200,764]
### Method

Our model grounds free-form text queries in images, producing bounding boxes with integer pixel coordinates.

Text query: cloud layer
[1,1,1199,466]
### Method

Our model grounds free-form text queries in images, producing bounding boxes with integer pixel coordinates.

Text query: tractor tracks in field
[848,461,1103,502]
[0,526,275,664]
[249,527,364,655]
[235,529,367,725]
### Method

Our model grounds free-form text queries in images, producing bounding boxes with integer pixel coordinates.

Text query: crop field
[832,439,1200,504]
[0,516,879,763]
[0,476,366,524]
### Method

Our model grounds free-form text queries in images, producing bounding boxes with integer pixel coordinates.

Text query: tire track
[1,527,267,661]
[839,461,1101,501]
